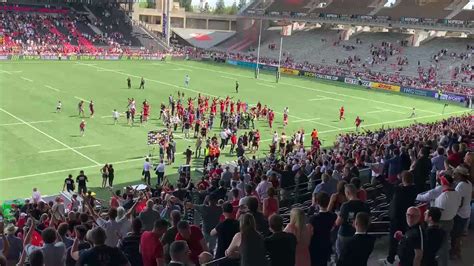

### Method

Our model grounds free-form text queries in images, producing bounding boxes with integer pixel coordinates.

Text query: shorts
[451,215,468,238]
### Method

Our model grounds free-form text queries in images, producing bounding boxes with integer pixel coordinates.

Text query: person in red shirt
[339,106,345,120]
[79,120,86,136]
[447,143,462,167]
[230,133,237,154]
[355,116,362,132]
[311,129,318,144]
[175,221,208,265]
[140,219,169,266]
[268,110,274,128]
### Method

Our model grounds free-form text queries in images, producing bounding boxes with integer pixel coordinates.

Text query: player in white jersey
[56,101,62,113]
[112,109,120,125]
[272,131,279,145]
[184,74,190,88]
[409,107,416,118]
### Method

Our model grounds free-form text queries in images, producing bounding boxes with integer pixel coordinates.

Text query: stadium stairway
[43,19,76,53]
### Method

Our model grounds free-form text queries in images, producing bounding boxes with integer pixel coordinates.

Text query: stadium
[0,0,473,265]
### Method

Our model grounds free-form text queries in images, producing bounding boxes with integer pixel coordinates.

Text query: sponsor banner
[325,13,339,19]
[281,11,291,17]
[269,11,280,16]
[359,15,373,20]
[401,17,421,23]
[294,12,307,17]
[10,55,20,60]
[79,55,96,60]
[255,9,265,15]
[41,55,59,60]
[445,19,465,25]
[376,15,390,20]
[299,70,315,77]
[344,77,370,87]
[68,55,77,60]
[436,92,466,103]
[0,55,9,60]
[280,67,300,76]
[226,59,238,66]
[104,55,120,60]
[246,10,255,14]
[315,73,344,82]
[22,55,41,60]
[422,18,437,24]
[401,87,436,98]
[371,82,400,92]
[259,64,277,71]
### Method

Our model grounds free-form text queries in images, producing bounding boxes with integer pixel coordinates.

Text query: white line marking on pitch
[257,82,275,88]
[0,108,101,166]
[39,144,102,153]
[20,77,33,82]
[97,69,124,72]
[0,70,12,75]
[74,96,91,103]
[0,120,53,126]
[44,85,60,92]
[220,76,236,80]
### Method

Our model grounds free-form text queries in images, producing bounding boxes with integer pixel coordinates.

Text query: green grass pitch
[0,60,470,201]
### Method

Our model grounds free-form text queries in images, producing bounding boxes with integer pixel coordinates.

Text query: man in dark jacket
[384,170,418,265]
[265,214,297,266]
[337,212,375,266]
[246,197,270,236]
[411,147,432,193]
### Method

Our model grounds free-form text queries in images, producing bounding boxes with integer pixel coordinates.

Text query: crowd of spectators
[0,110,472,265]
[204,50,473,96]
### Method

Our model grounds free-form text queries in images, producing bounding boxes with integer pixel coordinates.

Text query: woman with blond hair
[226,213,268,266]
[284,208,312,266]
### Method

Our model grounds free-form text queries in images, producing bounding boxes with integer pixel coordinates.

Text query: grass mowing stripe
[0,107,102,166]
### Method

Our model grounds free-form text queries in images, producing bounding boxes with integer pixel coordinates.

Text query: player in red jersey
[355,116,363,132]
[268,110,274,128]
[79,120,86,136]
[89,100,94,118]
[339,106,345,120]
[230,101,235,114]
[143,100,150,123]
[219,100,225,114]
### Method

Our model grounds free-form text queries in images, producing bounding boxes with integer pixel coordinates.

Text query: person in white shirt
[255,175,272,199]
[272,131,279,145]
[433,174,461,266]
[112,109,120,125]
[450,166,472,259]
[155,160,166,185]
[32,188,42,203]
